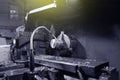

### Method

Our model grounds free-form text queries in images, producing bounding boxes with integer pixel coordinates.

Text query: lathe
[0,25,118,80]
[0,0,119,80]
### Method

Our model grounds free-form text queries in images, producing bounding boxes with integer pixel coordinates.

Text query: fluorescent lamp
[0,45,10,48]
[29,3,57,14]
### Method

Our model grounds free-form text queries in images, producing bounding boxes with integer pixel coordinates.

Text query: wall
[0,0,24,30]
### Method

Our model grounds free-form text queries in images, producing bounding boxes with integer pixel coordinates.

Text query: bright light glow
[25,13,29,21]
[0,45,10,48]
[28,3,57,14]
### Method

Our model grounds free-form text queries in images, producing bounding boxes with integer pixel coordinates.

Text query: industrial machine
[0,0,119,80]
[0,25,118,80]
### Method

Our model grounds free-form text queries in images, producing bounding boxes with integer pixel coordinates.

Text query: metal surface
[0,45,11,65]
[35,55,109,77]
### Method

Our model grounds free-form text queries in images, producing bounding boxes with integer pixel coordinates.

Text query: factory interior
[0,0,120,80]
